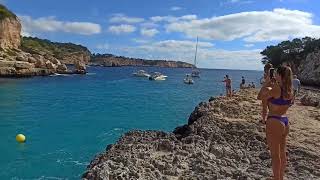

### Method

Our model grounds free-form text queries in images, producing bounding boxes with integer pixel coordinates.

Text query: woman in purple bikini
[259,66,293,180]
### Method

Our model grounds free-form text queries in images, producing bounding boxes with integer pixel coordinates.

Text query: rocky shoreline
[83,89,320,180]
[0,5,87,77]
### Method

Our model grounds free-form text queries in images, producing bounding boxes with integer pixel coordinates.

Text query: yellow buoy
[16,134,26,143]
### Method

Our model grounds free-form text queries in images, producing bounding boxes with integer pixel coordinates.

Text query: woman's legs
[225,87,228,97]
[266,119,286,180]
[280,125,289,180]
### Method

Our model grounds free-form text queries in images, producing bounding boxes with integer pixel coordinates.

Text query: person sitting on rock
[251,82,255,88]
[258,66,293,180]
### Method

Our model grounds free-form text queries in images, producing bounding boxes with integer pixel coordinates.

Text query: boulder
[34,68,55,76]
[74,60,86,74]
[16,55,27,62]
[28,57,37,63]
[14,61,34,69]
[35,58,46,68]
[51,58,61,65]
[45,60,56,70]
[16,68,36,77]
[57,64,68,73]
[0,60,15,67]
[301,92,320,107]
[0,67,16,76]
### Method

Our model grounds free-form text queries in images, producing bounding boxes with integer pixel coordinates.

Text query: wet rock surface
[83,89,320,180]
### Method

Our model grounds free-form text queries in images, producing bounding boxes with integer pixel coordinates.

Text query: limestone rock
[0,67,16,76]
[83,90,320,180]
[28,57,36,63]
[0,16,21,50]
[51,58,61,65]
[14,61,34,69]
[297,51,320,86]
[74,60,86,74]
[57,64,68,73]
[34,57,46,68]
[45,60,56,70]
[0,60,15,67]
[300,92,320,107]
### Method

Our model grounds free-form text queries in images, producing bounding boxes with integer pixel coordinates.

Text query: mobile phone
[269,68,275,79]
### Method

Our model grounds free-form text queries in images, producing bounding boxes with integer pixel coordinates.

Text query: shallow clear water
[0,67,262,179]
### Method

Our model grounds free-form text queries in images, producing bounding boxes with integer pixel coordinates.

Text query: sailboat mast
[194,37,198,68]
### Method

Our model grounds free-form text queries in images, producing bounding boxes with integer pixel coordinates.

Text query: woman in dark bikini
[259,66,293,180]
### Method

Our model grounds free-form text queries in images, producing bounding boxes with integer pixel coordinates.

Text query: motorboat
[133,70,150,77]
[184,74,194,84]
[148,72,167,81]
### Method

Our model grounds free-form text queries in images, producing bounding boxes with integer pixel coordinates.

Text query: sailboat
[191,37,200,77]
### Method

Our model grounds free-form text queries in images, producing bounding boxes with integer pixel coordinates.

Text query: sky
[2,0,320,70]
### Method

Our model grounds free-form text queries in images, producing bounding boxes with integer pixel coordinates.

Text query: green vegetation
[21,37,91,59]
[261,37,320,67]
[0,4,16,20]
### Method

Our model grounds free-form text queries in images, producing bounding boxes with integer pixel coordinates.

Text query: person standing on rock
[240,76,246,89]
[222,75,232,97]
[258,66,293,180]
[292,75,301,103]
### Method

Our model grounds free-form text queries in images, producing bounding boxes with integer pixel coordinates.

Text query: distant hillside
[21,37,91,64]
[261,37,320,86]
[91,53,195,68]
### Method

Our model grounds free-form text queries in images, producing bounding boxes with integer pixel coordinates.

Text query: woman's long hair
[276,66,293,99]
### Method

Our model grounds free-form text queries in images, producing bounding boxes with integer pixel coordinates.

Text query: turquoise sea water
[0,67,262,179]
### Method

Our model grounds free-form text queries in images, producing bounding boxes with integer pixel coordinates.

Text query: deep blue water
[0,67,262,179]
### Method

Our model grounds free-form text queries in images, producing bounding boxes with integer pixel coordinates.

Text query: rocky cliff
[21,37,91,65]
[261,37,320,86]
[0,5,21,50]
[296,50,320,86]
[83,89,320,180]
[0,5,86,77]
[91,54,195,68]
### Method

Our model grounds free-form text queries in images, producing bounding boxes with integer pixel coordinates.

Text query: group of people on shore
[222,64,301,180]
[221,75,255,97]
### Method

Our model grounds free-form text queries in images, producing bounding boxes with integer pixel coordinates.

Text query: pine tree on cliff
[261,37,320,67]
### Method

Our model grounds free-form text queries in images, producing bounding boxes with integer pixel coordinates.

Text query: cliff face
[91,55,195,68]
[297,51,320,86]
[61,51,91,64]
[0,5,86,77]
[21,37,91,65]
[0,15,21,50]
[83,89,320,180]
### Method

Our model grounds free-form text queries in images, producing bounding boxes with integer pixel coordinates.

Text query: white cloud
[117,40,262,70]
[109,13,144,24]
[170,6,182,11]
[166,9,320,42]
[18,15,101,35]
[108,24,136,34]
[150,15,197,22]
[96,43,109,50]
[229,0,253,3]
[132,38,150,44]
[244,44,254,47]
[140,28,159,37]
[140,22,159,28]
